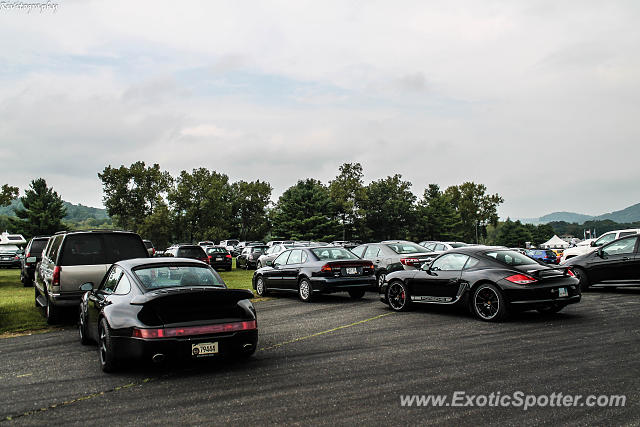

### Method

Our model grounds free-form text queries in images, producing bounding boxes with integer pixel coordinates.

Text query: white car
[560,229,640,263]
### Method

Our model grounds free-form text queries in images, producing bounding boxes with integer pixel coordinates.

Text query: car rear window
[312,247,359,260]
[30,239,49,254]
[485,250,537,266]
[252,247,267,254]
[134,265,225,289]
[207,247,227,254]
[59,233,147,266]
[144,241,154,249]
[177,247,207,258]
[385,242,428,254]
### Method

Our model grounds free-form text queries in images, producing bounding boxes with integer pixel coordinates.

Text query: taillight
[400,258,420,266]
[504,274,537,285]
[321,264,332,272]
[225,254,232,259]
[52,266,61,286]
[567,269,575,277]
[132,320,257,339]
[200,257,209,264]
[208,255,213,260]
[152,248,155,256]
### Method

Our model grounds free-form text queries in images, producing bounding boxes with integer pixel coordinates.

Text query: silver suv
[35,230,148,323]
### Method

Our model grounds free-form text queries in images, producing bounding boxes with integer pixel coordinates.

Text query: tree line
[96,161,507,249]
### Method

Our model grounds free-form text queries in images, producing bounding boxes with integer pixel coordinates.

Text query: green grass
[0,269,48,335]
[0,259,256,336]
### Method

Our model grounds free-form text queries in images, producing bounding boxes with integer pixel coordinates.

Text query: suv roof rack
[53,229,133,235]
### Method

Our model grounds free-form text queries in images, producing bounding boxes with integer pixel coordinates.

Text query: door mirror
[273,262,281,268]
[590,241,597,247]
[266,260,273,266]
[26,256,37,263]
[80,282,94,292]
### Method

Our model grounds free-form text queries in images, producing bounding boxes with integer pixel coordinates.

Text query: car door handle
[622,257,631,261]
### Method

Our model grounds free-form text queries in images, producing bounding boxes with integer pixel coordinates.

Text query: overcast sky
[1,0,639,219]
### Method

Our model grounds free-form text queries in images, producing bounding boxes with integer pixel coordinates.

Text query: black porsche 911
[379,246,581,321]
[78,258,258,372]
[252,246,376,302]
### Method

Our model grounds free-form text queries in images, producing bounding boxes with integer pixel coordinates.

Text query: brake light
[505,274,537,285]
[225,254,232,259]
[321,264,332,272]
[132,320,257,339]
[208,255,213,260]
[200,257,210,264]
[151,248,155,256]
[400,258,420,266]
[52,266,61,286]
[567,269,575,277]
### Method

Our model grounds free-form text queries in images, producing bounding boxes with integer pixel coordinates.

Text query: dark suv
[35,230,148,323]
[20,236,50,286]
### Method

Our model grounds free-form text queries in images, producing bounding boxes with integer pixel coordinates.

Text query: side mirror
[80,282,94,291]
[273,263,281,268]
[597,249,604,258]
[26,256,37,263]
[266,260,273,266]
[590,241,597,247]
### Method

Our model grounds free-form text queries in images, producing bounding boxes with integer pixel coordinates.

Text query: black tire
[99,318,117,373]
[574,267,590,292]
[255,276,268,297]
[377,271,387,289]
[78,306,91,345]
[45,294,60,325]
[256,260,262,269]
[34,287,39,307]
[348,289,366,299]
[471,283,507,322]
[298,278,313,302]
[386,281,411,312]
[537,304,566,314]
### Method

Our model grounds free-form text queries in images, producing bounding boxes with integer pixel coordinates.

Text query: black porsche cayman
[379,246,581,321]
[78,258,258,372]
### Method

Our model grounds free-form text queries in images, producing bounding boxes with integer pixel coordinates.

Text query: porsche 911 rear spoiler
[130,287,254,305]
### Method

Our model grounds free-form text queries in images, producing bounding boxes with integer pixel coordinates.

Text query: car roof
[116,257,208,270]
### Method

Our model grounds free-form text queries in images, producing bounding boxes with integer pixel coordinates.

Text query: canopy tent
[540,235,569,249]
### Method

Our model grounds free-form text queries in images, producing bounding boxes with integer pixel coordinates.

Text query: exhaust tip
[152,353,165,364]
[243,343,253,349]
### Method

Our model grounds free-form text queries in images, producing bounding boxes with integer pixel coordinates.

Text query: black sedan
[379,246,581,321]
[563,234,640,291]
[78,258,258,372]
[252,246,376,302]
[206,246,233,271]
[236,245,269,269]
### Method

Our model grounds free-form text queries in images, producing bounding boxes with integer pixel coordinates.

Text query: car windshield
[385,242,427,254]
[485,250,537,266]
[177,247,206,257]
[207,247,227,254]
[252,247,268,254]
[133,265,225,289]
[31,239,49,254]
[311,247,359,260]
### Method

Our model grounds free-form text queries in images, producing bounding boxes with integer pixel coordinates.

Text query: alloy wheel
[474,286,500,320]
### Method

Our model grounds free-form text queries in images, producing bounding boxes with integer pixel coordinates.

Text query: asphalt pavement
[1,289,639,425]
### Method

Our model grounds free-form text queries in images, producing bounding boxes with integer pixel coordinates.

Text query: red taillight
[225,254,232,259]
[567,269,575,277]
[321,264,332,272]
[505,274,537,285]
[132,320,257,339]
[52,266,61,286]
[152,248,155,256]
[26,252,31,258]
[208,255,213,260]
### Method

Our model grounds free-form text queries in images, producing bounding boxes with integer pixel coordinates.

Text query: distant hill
[519,202,640,225]
[0,199,109,221]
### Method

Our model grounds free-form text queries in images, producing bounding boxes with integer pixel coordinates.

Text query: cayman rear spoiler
[130,287,254,305]
[527,266,574,279]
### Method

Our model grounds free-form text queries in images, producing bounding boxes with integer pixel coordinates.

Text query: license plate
[558,287,568,297]
[192,342,218,356]
[2,257,9,260]
[346,267,358,275]
[216,257,222,261]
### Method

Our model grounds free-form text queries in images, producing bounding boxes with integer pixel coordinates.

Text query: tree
[230,180,272,241]
[168,168,233,243]
[271,179,339,241]
[444,182,503,243]
[493,218,532,247]
[362,174,416,241]
[98,161,172,231]
[12,178,66,237]
[138,202,173,249]
[0,184,18,206]
[329,163,367,241]
[414,184,461,241]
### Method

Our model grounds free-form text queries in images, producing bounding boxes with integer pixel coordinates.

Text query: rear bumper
[310,276,377,293]
[0,259,21,267]
[49,291,84,307]
[500,280,581,307]
[211,260,232,270]
[111,330,258,361]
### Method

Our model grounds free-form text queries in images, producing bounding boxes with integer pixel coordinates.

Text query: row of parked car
[12,227,640,373]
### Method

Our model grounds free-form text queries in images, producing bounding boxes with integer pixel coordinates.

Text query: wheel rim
[299,281,310,300]
[99,327,107,365]
[378,273,386,288]
[474,287,500,319]
[388,283,406,310]
[256,278,264,295]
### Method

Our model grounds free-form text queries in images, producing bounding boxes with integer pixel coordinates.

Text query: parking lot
[1,289,639,425]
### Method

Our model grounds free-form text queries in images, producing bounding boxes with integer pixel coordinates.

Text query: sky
[1,0,639,219]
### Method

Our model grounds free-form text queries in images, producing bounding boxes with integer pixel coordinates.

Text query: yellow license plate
[192,342,218,356]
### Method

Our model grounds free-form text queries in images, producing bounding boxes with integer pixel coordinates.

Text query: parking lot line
[258,312,395,352]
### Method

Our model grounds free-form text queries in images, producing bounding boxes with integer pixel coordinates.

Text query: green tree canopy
[414,184,461,241]
[12,178,66,237]
[271,179,339,241]
[444,182,503,243]
[0,184,18,206]
[230,180,272,241]
[329,162,367,241]
[363,174,416,241]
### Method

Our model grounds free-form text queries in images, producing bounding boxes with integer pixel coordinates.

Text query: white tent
[541,235,569,249]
